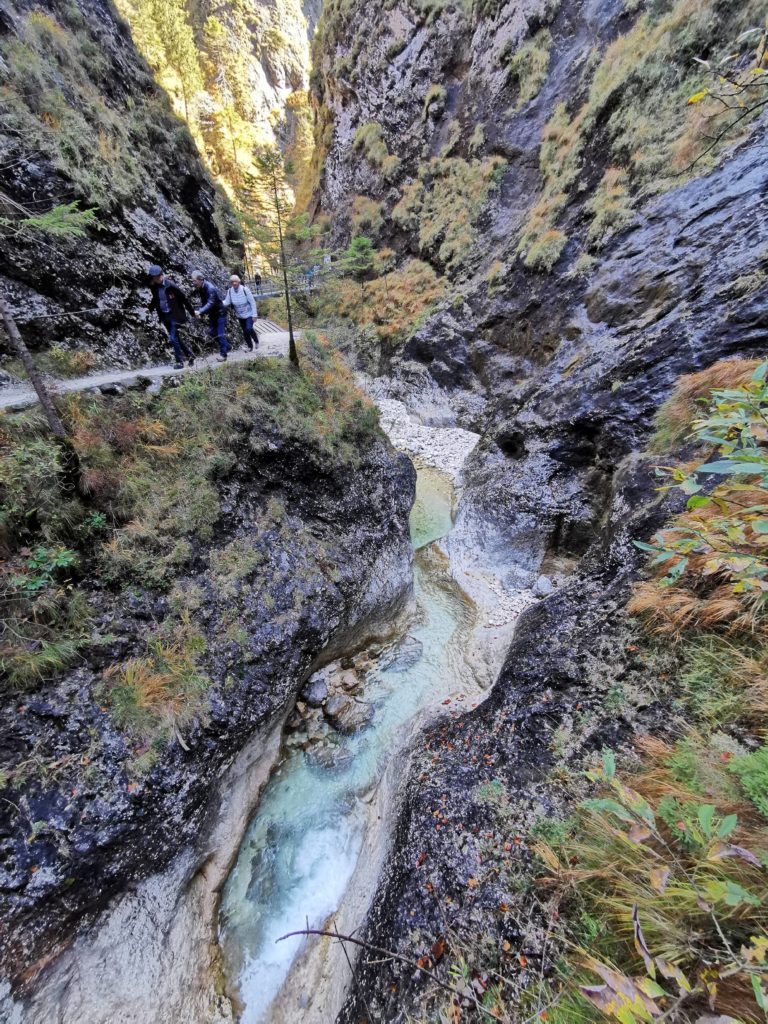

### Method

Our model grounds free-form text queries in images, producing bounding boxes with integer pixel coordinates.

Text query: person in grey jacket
[223,274,259,351]
[191,270,229,361]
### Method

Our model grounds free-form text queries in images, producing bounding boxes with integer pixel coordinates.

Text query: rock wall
[0,385,416,1003]
[0,0,237,374]
[304,1,768,1019]
[337,134,768,1023]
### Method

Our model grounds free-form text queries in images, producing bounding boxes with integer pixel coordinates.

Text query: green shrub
[729,745,768,819]
[507,28,552,109]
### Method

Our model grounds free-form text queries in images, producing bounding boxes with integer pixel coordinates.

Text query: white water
[218,464,476,1022]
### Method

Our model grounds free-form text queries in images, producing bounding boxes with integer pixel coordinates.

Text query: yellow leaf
[687,89,709,104]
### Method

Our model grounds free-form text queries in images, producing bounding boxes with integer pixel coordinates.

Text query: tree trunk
[273,176,299,366]
[0,289,66,438]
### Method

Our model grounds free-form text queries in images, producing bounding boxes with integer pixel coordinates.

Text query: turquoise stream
[218,464,473,1022]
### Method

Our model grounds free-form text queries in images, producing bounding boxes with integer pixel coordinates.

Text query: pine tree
[150,0,202,123]
[250,147,299,365]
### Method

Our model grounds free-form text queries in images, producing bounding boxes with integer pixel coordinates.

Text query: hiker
[191,271,229,362]
[253,270,262,295]
[223,274,259,351]
[147,265,195,369]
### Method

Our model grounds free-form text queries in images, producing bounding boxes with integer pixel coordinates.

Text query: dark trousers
[237,316,259,349]
[207,311,228,357]
[161,314,192,363]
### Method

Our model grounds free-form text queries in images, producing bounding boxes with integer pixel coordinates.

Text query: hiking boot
[216,355,227,362]
[187,357,195,367]
[173,361,184,369]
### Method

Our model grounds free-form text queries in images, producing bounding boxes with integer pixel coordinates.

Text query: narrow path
[0,320,290,412]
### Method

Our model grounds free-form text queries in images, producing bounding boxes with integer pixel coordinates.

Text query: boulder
[324,695,374,734]
[533,575,556,598]
[301,673,329,707]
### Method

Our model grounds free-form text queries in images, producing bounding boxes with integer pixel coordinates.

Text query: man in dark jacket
[148,264,195,369]
[191,270,229,362]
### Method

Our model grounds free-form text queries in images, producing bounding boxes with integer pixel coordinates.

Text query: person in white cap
[223,274,259,351]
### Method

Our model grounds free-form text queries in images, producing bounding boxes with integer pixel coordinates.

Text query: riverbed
[218,460,478,1022]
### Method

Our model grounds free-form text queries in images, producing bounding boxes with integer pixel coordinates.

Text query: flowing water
[218,463,476,1022]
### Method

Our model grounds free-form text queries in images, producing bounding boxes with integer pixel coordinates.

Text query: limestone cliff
[0,0,245,374]
[303,2,768,1020]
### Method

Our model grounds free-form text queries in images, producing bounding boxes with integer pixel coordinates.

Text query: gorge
[1,1,768,1023]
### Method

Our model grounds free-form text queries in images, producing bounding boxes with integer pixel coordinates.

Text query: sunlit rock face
[0,0,239,373]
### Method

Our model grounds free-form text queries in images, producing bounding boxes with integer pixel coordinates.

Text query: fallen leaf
[650,864,670,894]
[431,936,446,961]
[629,823,652,844]
[657,959,692,993]
[467,878,478,889]
[707,842,763,868]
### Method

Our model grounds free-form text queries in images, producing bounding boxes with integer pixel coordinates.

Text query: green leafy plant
[630,361,768,634]
[535,748,768,1024]
[9,545,79,594]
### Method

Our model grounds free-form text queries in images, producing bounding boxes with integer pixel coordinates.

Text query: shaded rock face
[0,0,235,372]
[335,136,768,1020]
[0,410,415,993]
[310,6,768,1014]
[447,134,768,596]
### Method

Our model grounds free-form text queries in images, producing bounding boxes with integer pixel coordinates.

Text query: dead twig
[276,927,502,1021]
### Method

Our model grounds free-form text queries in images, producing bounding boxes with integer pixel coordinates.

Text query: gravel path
[0,320,290,412]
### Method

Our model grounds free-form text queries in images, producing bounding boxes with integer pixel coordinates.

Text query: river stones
[324,694,374,734]
[533,575,556,598]
[306,743,355,771]
[301,672,329,707]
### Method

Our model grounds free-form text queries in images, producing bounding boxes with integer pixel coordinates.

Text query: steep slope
[0,0,239,374]
[299,2,768,1021]
[310,0,766,389]
[112,0,320,207]
[0,341,415,1020]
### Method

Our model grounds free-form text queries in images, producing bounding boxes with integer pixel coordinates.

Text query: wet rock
[380,635,423,672]
[0,413,417,990]
[337,669,361,693]
[533,575,555,598]
[306,743,355,771]
[301,673,329,708]
[324,695,374,734]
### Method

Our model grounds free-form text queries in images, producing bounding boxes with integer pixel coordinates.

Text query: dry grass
[518,0,767,271]
[652,359,763,452]
[537,746,768,1024]
[327,259,446,349]
[102,632,209,741]
[393,156,505,276]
